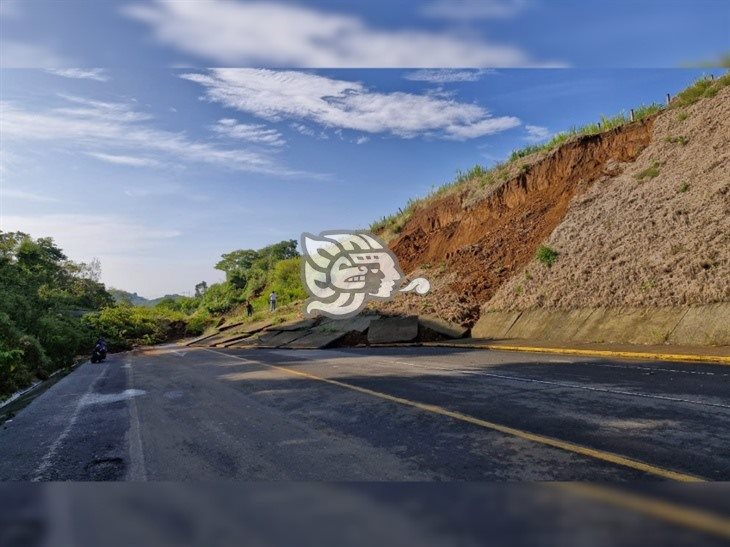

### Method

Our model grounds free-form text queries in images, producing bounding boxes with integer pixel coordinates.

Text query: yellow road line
[551,483,730,539]
[203,348,703,482]
[426,342,730,365]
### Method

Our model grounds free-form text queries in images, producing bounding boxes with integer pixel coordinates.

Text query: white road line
[126,357,148,481]
[590,362,729,377]
[375,360,730,411]
[32,364,108,481]
[460,370,730,410]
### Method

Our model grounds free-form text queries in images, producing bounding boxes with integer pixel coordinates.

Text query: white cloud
[182,69,521,140]
[122,0,550,67]
[422,0,528,20]
[1,95,304,175]
[355,136,369,145]
[404,69,495,83]
[86,152,162,167]
[211,118,285,146]
[290,123,315,137]
[45,68,110,82]
[290,123,328,140]
[524,124,551,143]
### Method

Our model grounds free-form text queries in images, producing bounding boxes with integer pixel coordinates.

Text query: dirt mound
[379,116,655,325]
[488,86,730,312]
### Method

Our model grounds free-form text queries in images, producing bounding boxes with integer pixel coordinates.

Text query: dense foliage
[82,305,189,351]
[0,232,307,400]
[0,231,112,396]
[202,239,303,314]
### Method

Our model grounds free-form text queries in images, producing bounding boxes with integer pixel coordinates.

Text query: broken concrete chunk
[419,315,468,339]
[288,330,350,349]
[318,314,380,334]
[367,316,418,344]
[256,330,309,348]
[269,318,320,331]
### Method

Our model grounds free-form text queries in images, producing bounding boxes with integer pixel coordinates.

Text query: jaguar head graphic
[301,231,429,319]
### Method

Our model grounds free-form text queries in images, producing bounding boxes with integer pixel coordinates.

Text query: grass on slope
[370,73,728,240]
[670,72,730,109]
[370,102,663,238]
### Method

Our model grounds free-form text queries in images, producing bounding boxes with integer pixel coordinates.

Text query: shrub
[536,245,559,267]
[666,135,689,146]
[252,257,307,311]
[185,310,212,336]
[0,348,28,397]
[37,314,88,369]
[198,282,241,314]
[636,161,661,180]
[18,334,51,379]
[83,305,187,350]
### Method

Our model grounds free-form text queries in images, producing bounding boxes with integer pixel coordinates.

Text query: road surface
[1,344,728,482]
[2,345,730,544]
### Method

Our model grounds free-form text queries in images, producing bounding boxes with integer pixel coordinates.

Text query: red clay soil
[385,118,656,326]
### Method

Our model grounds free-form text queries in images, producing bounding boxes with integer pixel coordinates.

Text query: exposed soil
[377,115,656,326]
[488,86,730,312]
[376,86,730,326]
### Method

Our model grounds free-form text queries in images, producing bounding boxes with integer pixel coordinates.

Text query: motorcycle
[90,344,107,363]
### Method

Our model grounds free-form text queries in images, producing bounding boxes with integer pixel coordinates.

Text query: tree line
[0,231,306,399]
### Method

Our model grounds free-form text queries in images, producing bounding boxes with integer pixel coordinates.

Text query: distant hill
[109,288,186,307]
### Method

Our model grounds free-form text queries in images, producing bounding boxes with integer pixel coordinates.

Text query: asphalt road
[2,345,729,545]
[1,345,729,482]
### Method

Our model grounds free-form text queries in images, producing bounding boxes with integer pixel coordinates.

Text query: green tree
[194,281,208,297]
[0,231,114,398]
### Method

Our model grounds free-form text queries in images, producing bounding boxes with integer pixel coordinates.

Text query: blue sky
[2,67,723,296]
[1,0,728,296]
[1,0,728,68]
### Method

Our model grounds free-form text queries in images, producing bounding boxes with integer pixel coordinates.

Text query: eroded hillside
[375,78,730,327]
[488,85,730,312]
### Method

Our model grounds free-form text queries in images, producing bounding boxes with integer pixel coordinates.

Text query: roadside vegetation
[1,232,113,398]
[0,231,308,400]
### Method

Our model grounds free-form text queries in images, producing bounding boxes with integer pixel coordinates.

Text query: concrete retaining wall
[472,304,730,346]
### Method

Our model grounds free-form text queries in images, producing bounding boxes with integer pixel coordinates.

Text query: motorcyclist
[93,337,108,361]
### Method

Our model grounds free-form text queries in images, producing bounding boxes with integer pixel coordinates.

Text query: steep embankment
[376,81,729,336]
[378,113,655,325]
[488,86,730,312]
